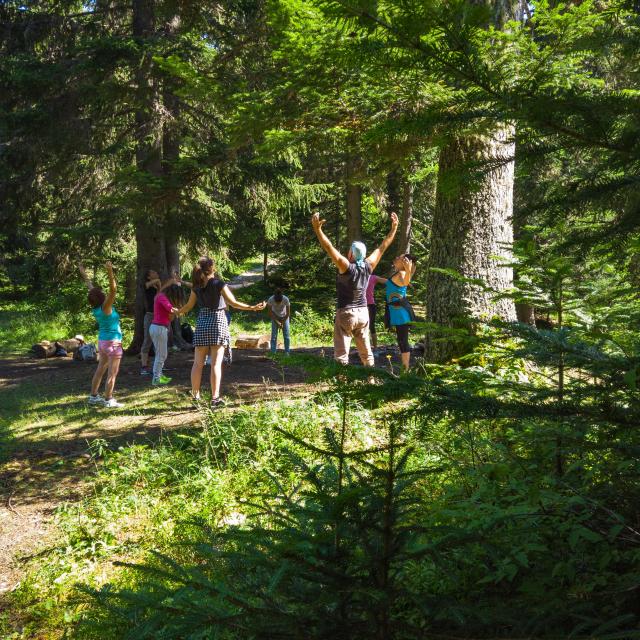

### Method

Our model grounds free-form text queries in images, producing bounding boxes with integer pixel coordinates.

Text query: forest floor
[0,348,312,595]
[0,342,403,598]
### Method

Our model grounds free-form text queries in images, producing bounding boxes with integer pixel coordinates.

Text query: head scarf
[350,241,366,266]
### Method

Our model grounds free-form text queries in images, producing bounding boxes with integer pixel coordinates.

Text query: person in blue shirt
[385,254,417,371]
[79,261,125,408]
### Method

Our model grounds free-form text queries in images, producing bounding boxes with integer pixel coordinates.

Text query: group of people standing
[81,258,266,409]
[80,211,415,410]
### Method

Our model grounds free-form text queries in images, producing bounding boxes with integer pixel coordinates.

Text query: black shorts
[367,304,377,334]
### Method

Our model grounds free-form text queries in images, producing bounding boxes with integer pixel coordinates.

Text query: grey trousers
[141,312,154,355]
[149,324,168,380]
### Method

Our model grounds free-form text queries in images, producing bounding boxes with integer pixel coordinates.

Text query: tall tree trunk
[396,179,413,256]
[345,157,362,248]
[386,169,402,215]
[263,244,269,282]
[425,127,517,363]
[128,0,165,354]
[387,170,412,256]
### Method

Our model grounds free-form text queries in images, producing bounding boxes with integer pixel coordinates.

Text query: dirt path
[0,349,310,595]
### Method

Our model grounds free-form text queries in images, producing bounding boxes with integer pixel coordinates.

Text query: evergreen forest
[2,0,640,638]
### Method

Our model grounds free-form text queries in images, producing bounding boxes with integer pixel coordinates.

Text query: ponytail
[192,257,214,288]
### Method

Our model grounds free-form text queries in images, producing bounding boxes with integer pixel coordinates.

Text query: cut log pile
[234,334,272,350]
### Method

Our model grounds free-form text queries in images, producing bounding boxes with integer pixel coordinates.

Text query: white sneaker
[103,397,124,409]
[88,394,105,406]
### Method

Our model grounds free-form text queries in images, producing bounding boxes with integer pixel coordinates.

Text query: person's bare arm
[376,277,388,285]
[222,286,267,312]
[176,291,197,317]
[159,276,181,292]
[367,212,399,271]
[269,308,281,326]
[146,278,162,290]
[102,261,117,316]
[393,257,414,287]
[172,271,193,288]
[311,213,350,274]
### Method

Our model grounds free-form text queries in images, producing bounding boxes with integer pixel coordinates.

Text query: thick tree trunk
[128,0,165,354]
[345,157,363,247]
[425,127,517,363]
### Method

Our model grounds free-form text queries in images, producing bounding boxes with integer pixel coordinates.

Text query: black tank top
[195,278,226,310]
[336,261,372,309]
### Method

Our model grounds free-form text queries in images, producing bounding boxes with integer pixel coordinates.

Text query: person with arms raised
[79,261,125,409]
[311,211,398,367]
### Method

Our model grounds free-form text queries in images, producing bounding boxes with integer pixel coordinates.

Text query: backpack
[74,343,97,362]
[181,322,194,344]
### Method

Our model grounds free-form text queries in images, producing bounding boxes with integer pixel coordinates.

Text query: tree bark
[396,179,413,256]
[425,127,517,363]
[128,0,165,354]
[345,157,363,248]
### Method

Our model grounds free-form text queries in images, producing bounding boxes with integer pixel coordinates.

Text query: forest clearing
[2,0,640,638]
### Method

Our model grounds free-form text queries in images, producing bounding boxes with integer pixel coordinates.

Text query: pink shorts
[98,340,123,359]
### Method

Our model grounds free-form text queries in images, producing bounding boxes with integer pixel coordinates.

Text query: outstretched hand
[105,260,114,272]
[254,301,267,311]
[311,212,326,232]
[389,212,399,230]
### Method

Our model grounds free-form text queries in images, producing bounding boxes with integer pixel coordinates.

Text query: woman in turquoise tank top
[385,254,417,371]
[79,261,125,409]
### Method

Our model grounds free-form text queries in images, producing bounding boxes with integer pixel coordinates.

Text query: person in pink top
[149,281,183,385]
[366,273,387,352]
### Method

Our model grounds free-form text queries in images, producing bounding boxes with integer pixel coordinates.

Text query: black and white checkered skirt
[193,308,231,348]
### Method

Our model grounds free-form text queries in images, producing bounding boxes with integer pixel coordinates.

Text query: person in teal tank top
[385,254,417,371]
[79,261,125,409]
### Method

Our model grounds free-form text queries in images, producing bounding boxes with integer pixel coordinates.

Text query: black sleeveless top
[195,278,226,310]
[336,261,372,309]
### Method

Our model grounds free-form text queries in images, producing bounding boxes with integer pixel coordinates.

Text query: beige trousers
[333,307,374,367]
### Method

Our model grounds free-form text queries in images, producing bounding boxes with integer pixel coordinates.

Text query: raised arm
[311,213,350,274]
[221,286,266,312]
[172,271,193,289]
[367,212,399,271]
[102,261,117,316]
[146,278,162,290]
[177,291,197,317]
[393,257,414,287]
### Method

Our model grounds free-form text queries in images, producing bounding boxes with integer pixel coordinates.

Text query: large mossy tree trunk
[425,127,517,363]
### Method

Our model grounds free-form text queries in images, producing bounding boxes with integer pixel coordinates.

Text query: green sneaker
[152,375,172,385]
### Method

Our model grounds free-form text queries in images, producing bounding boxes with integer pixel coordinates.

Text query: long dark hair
[192,257,214,288]
[164,284,184,308]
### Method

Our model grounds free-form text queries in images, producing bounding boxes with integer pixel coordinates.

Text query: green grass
[3,393,371,639]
